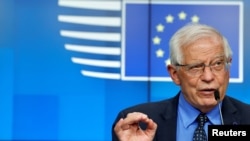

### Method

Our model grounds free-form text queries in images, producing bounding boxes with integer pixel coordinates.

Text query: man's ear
[167,65,181,85]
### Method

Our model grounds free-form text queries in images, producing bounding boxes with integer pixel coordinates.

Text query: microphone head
[214,90,220,101]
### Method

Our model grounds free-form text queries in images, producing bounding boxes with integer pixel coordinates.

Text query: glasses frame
[174,57,230,77]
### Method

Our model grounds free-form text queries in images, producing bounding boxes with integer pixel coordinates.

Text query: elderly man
[112,23,250,141]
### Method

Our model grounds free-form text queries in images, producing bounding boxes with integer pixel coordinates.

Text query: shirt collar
[178,92,222,128]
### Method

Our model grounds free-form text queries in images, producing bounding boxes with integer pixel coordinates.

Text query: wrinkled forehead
[181,36,225,63]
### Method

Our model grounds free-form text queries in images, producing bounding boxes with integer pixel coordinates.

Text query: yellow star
[165,14,174,23]
[156,48,164,57]
[165,58,171,66]
[191,15,200,23]
[178,11,187,20]
[156,23,164,32]
[152,36,161,45]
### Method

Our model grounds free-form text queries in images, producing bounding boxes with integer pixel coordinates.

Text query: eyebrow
[184,55,225,65]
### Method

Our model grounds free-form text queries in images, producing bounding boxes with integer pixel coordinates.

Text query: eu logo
[58,1,243,83]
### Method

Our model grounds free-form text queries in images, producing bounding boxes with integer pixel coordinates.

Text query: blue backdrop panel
[0,48,13,139]
[0,0,249,141]
[13,95,59,140]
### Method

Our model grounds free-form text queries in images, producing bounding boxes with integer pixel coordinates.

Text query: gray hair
[169,23,233,65]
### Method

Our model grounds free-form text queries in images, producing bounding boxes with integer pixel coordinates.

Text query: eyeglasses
[175,58,230,77]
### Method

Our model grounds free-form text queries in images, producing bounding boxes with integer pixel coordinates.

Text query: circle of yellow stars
[152,11,200,66]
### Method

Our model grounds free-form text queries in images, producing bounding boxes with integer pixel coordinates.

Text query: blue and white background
[0,0,249,140]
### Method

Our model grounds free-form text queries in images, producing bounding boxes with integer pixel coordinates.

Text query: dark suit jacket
[112,92,250,141]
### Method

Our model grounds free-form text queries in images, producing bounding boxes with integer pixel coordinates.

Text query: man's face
[168,36,230,113]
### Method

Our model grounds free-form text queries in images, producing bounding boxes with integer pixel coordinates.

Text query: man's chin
[199,99,218,111]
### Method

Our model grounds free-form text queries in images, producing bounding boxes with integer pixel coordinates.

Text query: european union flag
[122,1,243,83]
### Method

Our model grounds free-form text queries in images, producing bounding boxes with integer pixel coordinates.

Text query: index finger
[123,112,149,125]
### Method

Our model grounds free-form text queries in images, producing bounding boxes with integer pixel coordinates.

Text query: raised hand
[114,112,157,141]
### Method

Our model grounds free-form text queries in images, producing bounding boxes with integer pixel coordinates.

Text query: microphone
[214,90,220,101]
[214,89,224,125]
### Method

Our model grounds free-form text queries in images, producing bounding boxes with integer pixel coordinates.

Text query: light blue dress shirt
[176,92,222,141]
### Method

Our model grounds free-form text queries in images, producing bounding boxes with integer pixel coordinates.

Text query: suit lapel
[222,96,241,125]
[155,94,179,141]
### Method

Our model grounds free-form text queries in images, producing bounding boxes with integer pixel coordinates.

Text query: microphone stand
[214,90,224,125]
